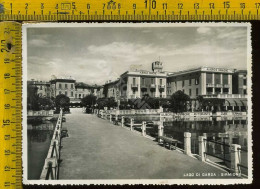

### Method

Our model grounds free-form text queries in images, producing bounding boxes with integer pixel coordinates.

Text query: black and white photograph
[22,23,252,185]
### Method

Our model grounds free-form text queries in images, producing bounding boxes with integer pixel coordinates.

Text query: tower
[152,61,163,73]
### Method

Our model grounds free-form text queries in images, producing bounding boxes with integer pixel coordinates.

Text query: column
[142,121,146,136]
[201,73,206,95]
[198,136,206,162]
[220,74,223,93]
[184,132,192,156]
[121,116,124,127]
[158,122,164,143]
[109,114,112,122]
[230,144,241,174]
[130,118,134,131]
[228,74,232,94]
[137,77,141,98]
[212,73,215,94]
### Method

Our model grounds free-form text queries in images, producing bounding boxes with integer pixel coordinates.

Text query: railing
[203,94,247,98]
[28,110,54,116]
[131,84,138,88]
[198,137,248,177]
[204,138,231,163]
[40,109,64,180]
[237,147,248,176]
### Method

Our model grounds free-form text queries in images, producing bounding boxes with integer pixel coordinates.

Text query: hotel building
[28,80,51,98]
[166,67,247,111]
[166,67,235,98]
[50,77,76,98]
[103,80,120,100]
[119,61,167,100]
[232,70,247,96]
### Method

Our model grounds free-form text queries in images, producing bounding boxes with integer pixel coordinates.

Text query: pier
[58,108,229,179]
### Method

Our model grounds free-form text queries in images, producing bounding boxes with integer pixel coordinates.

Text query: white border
[22,22,252,185]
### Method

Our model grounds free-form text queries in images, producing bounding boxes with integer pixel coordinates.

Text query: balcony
[215,84,223,88]
[223,84,230,88]
[131,84,138,89]
[203,94,247,99]
[141,84,148,89]
[206,83,214,87]
[150,84,156,88]
[158,85,165,89]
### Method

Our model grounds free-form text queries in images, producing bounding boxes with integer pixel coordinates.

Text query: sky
[26,24,249,85]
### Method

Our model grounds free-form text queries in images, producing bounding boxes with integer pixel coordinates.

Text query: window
[189,89,192,96]
[215,88,221,94]
[206,73,213,84]
[175,81,177,89]
[142,78,145,85]
[71,91,73,97]
[65,84,68,89]
[182,80,185,87]
[195,78,199,85]
[71,84,73,89]
[215,74,221,84]
[59,83,62,89]
[133,78,136,85]
[40,85,42,90]
[151,78,154,84]
[243,79,247,85]
[206,88,213,94]
[160,79,162,85]
[79,94,81,98]
[196,88,199,95]
[189,79,191,86]
[65,91,67,96]
[223,74,228,84]
[223,88,229,94]
[243,89,247,95]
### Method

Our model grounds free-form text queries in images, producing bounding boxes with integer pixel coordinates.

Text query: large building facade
[167,67,234,98]
[28,77,101,103]
[119,61,167,100]
[28,80,51,97]
[28,61,248,110]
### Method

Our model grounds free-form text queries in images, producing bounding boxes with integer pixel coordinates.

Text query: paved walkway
[59,108,228,179]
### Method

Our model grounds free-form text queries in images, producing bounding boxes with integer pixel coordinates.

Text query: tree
[38,97,54,110]
[96,97,117,109]
[170,90,190,112]
[27,84,39,110]
[81,94,97,107]
[55,94,70,108]
[196,95,205,111]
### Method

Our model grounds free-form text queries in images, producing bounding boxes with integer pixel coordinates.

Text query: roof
[168,67,235,77]
[75,82,92,89]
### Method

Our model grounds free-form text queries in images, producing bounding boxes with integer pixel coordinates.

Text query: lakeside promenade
[59,108,228,179]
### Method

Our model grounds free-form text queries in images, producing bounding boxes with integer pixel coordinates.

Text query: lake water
[27,121,55,179]
[125,115,248,175]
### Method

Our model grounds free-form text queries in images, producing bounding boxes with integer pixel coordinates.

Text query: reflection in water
[129,115,248,174]
[27,121,55,180]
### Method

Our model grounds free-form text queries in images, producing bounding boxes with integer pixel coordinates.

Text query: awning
[224,99,247,106]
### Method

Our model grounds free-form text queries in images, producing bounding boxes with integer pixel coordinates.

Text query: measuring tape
[0,0,260,20]
[0,22,22,189]
[0,0,258,188]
